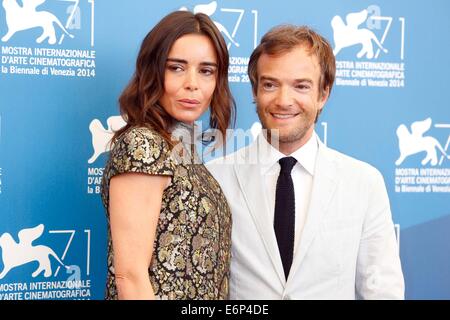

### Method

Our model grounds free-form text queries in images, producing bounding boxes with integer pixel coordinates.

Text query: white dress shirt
[257,132,318,255]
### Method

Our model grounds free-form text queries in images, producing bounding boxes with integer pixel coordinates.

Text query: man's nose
[275,86,294,107]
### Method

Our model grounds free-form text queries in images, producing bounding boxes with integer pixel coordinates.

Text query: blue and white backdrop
[0,0,449,299]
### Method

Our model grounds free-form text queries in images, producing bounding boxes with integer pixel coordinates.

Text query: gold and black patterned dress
[101,125,231,300]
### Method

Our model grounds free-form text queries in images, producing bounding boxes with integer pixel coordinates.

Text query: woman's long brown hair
[113,11,235,148]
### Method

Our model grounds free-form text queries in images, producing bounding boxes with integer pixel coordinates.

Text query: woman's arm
[109,172,170,300]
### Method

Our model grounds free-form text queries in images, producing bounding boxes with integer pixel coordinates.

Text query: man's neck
[265,129,314,156]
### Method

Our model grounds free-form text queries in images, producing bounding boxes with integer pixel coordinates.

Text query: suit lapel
[233,141,286,286]
[288,141,338,282]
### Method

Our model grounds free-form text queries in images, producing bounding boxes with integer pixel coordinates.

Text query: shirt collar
[257,131,318,176]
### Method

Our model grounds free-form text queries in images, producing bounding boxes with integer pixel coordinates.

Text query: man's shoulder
[324,146,384,181]
[205,144,254,184]
[206,144,252,166]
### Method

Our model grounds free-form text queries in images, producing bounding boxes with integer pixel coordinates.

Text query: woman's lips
[177,99,200,108]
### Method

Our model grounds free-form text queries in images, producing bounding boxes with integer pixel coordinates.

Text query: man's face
[255,45,329,153]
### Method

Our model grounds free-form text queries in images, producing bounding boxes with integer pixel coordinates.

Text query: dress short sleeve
[109,126,175,177]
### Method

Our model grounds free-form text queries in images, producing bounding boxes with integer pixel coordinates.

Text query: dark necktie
[274,156,297,280]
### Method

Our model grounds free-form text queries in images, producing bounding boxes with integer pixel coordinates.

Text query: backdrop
[0,0,449,300]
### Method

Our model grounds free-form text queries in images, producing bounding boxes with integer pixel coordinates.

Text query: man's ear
[252,90,257,104]
[318,86,330,111]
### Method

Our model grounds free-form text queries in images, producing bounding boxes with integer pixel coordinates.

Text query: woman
[101,11,235,300]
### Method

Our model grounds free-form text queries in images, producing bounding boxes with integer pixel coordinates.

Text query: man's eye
[262,82,276,90]
[296,84,311,90]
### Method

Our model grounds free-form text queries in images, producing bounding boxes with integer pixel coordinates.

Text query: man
[207,25,404,299]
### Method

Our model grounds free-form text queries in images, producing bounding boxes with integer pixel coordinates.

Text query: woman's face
[159,34,218,125]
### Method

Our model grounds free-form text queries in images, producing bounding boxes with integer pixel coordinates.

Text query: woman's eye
[201,68,215,76]
[168,64,183,72]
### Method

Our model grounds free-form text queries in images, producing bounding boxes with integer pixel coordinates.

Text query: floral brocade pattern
[101,126,231,300]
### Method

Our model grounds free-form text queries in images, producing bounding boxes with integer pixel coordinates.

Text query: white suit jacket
[206,134,404,299]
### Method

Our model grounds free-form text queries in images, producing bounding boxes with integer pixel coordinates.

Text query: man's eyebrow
[259,76,279,82]
[259,76,313,84]
[293,78,313,84]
